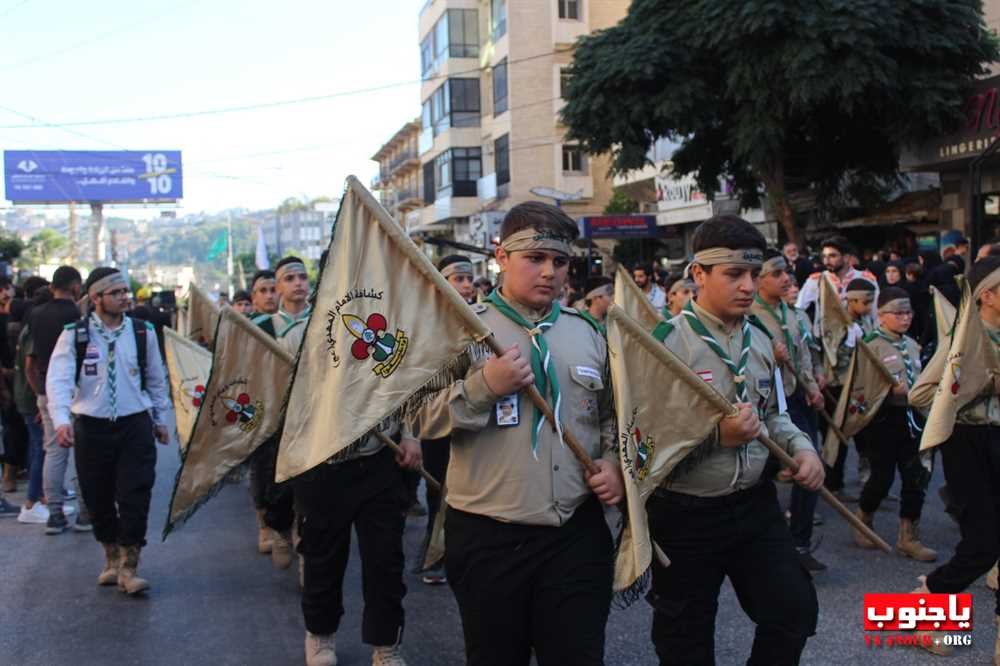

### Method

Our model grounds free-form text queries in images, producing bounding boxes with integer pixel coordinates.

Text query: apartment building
[261,207,335,262]
[371,119,423,228]
[413,0,630,267]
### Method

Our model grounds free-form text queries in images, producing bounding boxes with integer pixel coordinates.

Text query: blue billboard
[3,150,183,203]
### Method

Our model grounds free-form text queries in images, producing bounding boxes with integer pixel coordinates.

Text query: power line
[0,48,573,128]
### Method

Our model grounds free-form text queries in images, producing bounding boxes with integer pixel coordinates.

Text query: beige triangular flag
[163,327,212,454]
[164,307,293,536]
[186,283,220,348]
[819,273,849,369]
[930,285,958,344]
[275,177,492,482]
[606,305,726,593]
[822,344,894,466]
[919,279,1000,451]
[614,264,665,331]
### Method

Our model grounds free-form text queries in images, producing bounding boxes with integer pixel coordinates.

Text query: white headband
[878,298,912,314]
[276,262,307,281]
[88,272,127,298]
[500,227,574,256]
[761,256,788,273]
[440,261,474,279]
[974,267,1000,301]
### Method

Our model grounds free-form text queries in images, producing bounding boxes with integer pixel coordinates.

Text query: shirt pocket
[568,365,604,429]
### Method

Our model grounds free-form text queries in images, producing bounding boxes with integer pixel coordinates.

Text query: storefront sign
[581,215,675,239]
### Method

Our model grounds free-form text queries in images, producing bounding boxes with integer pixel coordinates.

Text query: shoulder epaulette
[471,303,489,315]
[651,320,674,342]
[863,331,880,344]
[747,315,772,340]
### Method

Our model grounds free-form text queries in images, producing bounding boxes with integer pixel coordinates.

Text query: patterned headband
[878,298,911,314]
[440,261,474,279]
[276,262,307,281]
[88,272,127,298]
[500,227,573,256]
[692,247,764,267]
[973,267,1000,301]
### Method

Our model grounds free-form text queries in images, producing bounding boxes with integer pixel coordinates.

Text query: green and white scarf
[91,314,127,421]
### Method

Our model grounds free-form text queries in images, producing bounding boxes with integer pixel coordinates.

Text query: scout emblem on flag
[211,381,263,433]
[848,391,867,415]
[164,327,213,454]
[622,414,656,482]
[187,383,206,408]
[343,312,408,377]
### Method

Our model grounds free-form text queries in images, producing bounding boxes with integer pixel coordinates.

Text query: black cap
[232,290,252,304]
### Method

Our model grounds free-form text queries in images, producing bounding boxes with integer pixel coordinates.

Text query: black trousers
[445,497,613,666]
[248,436,294,533]
[821,385,848,491]
[647,481,818,666]
[926,424,1000,615]
[74,412,156,547]
[787,388,820,549]
[420,436,450,558]
[293,446,408,645]
[856,405,929,520]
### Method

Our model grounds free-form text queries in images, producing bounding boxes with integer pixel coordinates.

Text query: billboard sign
[581,215,675,239]
[3,150,183,203]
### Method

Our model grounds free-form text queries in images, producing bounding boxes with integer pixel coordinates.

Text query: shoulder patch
[747,315,773,340]
[471,303,489,315]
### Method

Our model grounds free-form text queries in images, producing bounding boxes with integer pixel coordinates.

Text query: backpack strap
[73,317,89,385]
[130,317,149,392]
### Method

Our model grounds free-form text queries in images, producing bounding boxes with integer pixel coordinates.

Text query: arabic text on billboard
[4,150,183,203]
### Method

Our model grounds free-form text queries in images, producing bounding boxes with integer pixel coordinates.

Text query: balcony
[389,149,419,175]
[397,189,422,208]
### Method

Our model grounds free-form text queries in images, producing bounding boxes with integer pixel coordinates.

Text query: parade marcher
[783,241,813,288]
[231,290,253,315]
[823,278,877,498]
[25,265,86,534]
[249,256,311,566]
[910,255,1000,659]
[45,267,171,594]
[634,263,667,310]
[750,249,827,572]
[649,215,823,665]
[428,202,623,666]
[850,287,935,561]
[580,275,613,333]
[664,277,696,318]
[250,269,279,316]
[796,236,878,318]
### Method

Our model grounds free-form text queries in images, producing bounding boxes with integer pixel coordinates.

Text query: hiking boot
[117,544,150,595]
[897,518,937,562]
[796,549,828,573]
[852,509,877,549]
[256,510,272,554]
[908,577,954,656]
[45,508,68,535]
[97,543,119,586]
[304,631,337,666]
[988,562,999,591]
[372,645,406,666]
[270,530,293,570]
[0,497,19,517]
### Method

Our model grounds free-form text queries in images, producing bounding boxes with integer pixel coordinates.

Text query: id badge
[84,363,98,376]
[496,393,519,427]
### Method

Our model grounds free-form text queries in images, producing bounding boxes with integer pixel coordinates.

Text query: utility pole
[68,201,77,265]
[226,212,234,300]
[90,202,103,265]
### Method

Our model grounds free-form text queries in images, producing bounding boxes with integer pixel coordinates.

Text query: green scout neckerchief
[682,300,753,486]
[874,328,915,386]
[579,310,606,336]
[91,313,127,421]
[486,289,562,458]
[277,305,312,338]
[754,294,798,375]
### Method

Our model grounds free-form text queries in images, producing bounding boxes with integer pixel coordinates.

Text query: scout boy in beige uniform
[850,286,935,561]
[646,215,824,665]
[432,201,623,666]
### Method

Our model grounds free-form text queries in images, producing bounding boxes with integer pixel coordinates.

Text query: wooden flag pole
[783,363,850,446]
[373,430,442,492]
[610,307,892,554]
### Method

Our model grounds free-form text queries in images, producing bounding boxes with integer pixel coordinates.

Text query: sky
[0,0,423,216]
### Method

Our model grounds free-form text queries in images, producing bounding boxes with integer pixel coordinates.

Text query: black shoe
[796,550,828,572]
[812,513,824,526]
[0,497,19,517]
[73,510,93,532]
[45,510,68,535]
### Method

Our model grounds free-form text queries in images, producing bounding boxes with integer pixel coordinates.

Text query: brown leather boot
[118,545,150,595]
[256,510,272,554]
[910,577,954,656]
[988,561,998,591]
[97,543,119,586]
[897,518,937,562]
[852,509,877,549]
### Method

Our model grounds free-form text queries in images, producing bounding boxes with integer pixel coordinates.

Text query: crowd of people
[3,204,1000,666]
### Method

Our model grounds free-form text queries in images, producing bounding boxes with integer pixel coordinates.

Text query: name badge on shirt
[574,365,602,381]
[84,344,100,361]
[496,393,519,427]
[84,363,97,376]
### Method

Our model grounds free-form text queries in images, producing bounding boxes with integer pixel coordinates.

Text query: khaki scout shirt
[864,329,921,407]
[750,298,818,397]
[438,299,616,526]
[910,322,1000,426]
[660,301,814,497]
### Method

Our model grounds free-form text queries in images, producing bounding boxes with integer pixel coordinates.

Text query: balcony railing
[396,188,420,205]
[390,149,419,173]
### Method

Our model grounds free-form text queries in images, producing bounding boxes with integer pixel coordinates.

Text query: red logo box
[864,593,973,631]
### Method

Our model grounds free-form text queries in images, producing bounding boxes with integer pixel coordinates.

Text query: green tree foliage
[561,0,999,244]
[23,228,69,267]
[604,190,639,215]
[0,233,25,262]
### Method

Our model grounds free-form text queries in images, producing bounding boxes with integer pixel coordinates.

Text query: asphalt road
[1,443,996,665]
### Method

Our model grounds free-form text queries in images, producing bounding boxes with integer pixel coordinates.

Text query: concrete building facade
[371,119,423,228]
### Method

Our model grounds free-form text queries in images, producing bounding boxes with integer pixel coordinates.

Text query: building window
[420,35,434,77]
[448,9,479,58]
[558,0,580,20]
[493,59,508,116]
[449,78,481,128]
[435,150,452,194]
[495,135,510,186]
[562,145,586,173]
[491,0,507,40]
[433,148,481,198]
[434,13,449,61]
[423,162,435,205]
[560,68,572,98]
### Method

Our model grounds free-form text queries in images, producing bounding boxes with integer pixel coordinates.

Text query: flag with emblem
[163,307,294,537]
[920,279,1000,451]
[605,305,725,595]
[613,264,664,331]
[275,176,492,482]
[164,327,212,454]
[930,285,958,344]
[186,283,220,348]
[822,343,894,465]
[819,273,849,368]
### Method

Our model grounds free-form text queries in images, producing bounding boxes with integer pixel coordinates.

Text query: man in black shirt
[25,266,86,534]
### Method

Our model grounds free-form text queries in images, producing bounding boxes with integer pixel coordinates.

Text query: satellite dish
[530,186,584,201]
